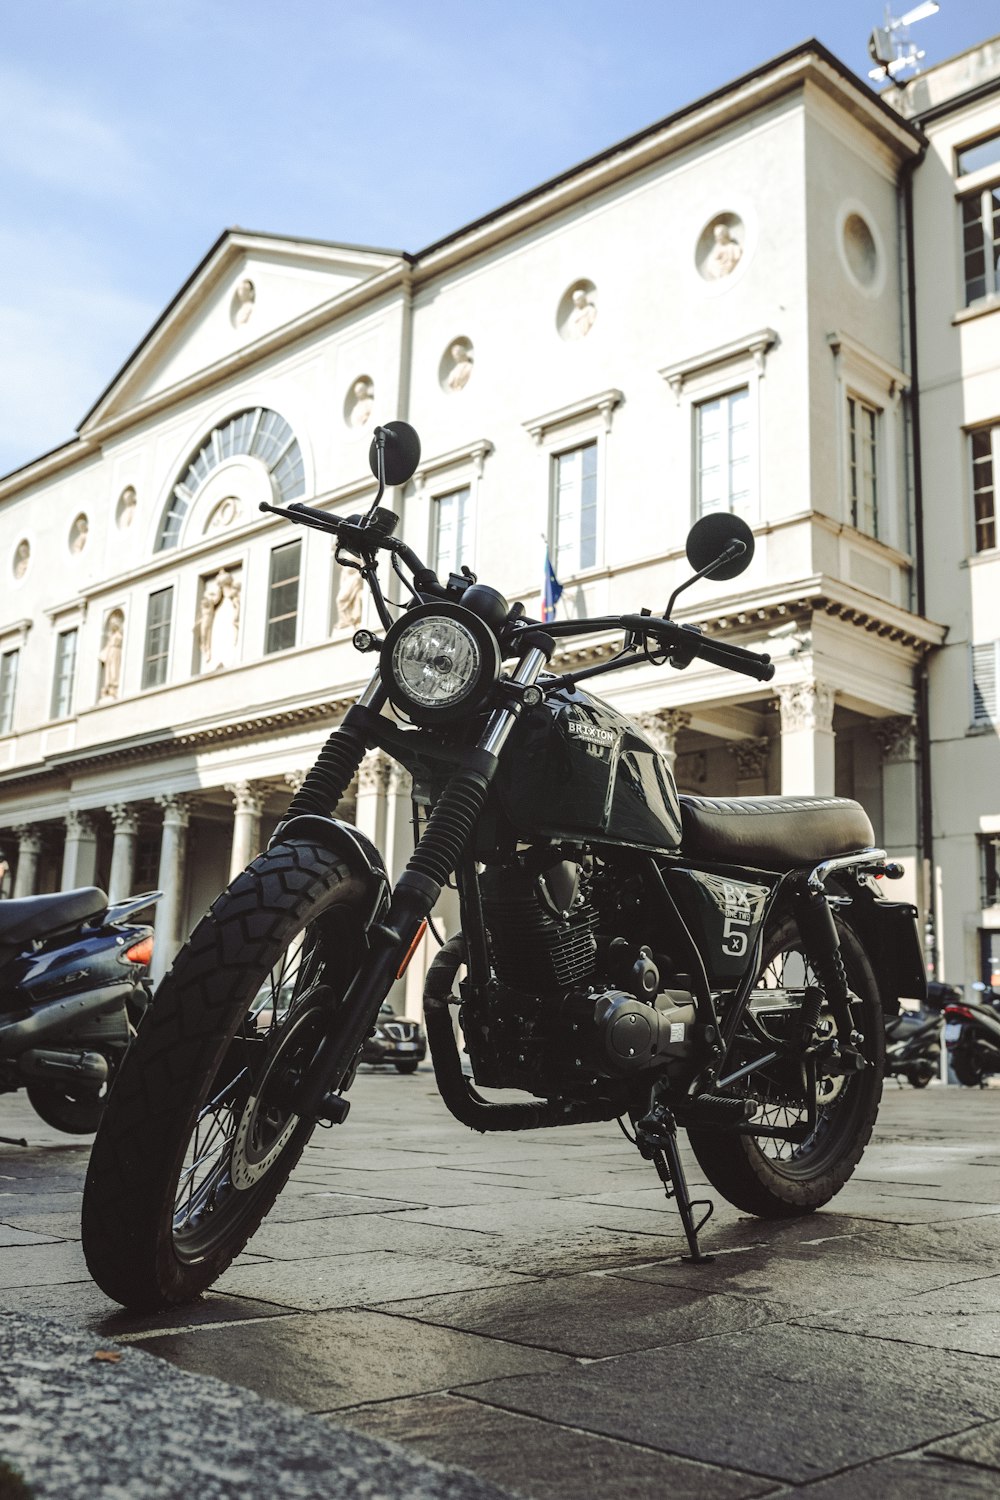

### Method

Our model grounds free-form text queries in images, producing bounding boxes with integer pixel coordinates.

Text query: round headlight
[381,603,501,725]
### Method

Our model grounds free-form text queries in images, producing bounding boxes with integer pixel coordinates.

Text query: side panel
[493,688,683,852]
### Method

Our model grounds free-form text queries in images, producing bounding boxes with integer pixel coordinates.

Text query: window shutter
[972,642,999,725]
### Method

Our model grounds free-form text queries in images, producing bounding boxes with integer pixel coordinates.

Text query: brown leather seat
[679,795,875,871]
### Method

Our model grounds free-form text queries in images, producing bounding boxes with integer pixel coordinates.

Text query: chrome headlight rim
[380,601,501,726]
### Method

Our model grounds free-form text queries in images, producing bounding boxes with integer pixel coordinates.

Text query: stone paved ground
[3,1068,1000,1497]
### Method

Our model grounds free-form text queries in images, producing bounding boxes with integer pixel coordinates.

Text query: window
[981,929,1000,989]
[157,408,305,551]
[51,628,78,719]
[848,395,879,538]
[0,649,18,735]
[958,131,1000,306]
[553,441,598,578]
[971,423,999,553]
[142,587,173,689]
[696,387,751,520]
[972,640,1000,726]
[433,486,472,577]
[265,540,301,654]
[980,835,1000,907]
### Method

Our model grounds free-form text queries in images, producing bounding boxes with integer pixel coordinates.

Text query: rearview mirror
[369,421,421,487]
[685,512,755,581]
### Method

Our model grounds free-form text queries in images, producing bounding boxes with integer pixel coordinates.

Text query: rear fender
[841,882,926,1016]
[270,815,390,930]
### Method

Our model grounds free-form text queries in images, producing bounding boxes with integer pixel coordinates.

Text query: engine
[464,855,696,1093]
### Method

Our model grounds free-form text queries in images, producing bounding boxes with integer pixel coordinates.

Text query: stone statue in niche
[335,562,363,628]
[69,515,89,554]
[197,567,242,672]
[13,540,30,579]
[99,611,125,702]
[348,377,375,428]
[116,486,137,529]
[232,278,256,325]
[567,287,597,338]
[446,342,474,391]
[705,222,742,279]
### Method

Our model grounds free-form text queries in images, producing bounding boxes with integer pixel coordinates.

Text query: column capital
[156,793,192,829]
[107,803,140,836]
[65,808,98,839]
[727,736,771,781]
[634,708,691,763]
[388,762,413,798]
[226,780,266,817]
[13,823,44,855]
[284,770,307,794]
[775,681,835,735]
[357,749,393,796]
[872,715,918,765]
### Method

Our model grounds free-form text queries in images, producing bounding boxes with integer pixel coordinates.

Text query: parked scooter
[0,886,159,1136]
[944,983,1000,1088]
[884,982,957,1088]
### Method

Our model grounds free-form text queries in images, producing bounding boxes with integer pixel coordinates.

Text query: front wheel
[687,913,884,1218]
[81,840,371,1310]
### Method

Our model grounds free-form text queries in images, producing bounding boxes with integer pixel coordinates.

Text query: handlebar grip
[619,615,774,683]
[694,634,775,682]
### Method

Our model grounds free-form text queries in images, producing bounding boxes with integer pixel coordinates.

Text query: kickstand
[0,1135,28,1148]
[635,1104,714,1264]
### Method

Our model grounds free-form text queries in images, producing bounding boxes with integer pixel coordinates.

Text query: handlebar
[260,500,775,684]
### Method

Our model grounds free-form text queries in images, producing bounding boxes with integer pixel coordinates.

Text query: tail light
[945,1004,975,1022]
[121,935,154,967]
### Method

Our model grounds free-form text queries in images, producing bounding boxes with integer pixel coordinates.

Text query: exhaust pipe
[18,1048,109,1087]
[0,983,133,1056]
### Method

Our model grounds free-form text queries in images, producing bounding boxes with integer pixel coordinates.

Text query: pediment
[80,230,405,432]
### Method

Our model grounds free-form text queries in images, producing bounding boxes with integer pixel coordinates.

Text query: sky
[2,0,998,478]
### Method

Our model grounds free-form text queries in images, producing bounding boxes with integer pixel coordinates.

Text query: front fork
[291,646,550,1121]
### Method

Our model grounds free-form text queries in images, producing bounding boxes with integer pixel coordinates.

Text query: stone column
[633,708,692,771]
[152,794,191,984]
[107,804,140,902]
[873,715,920,905]
[61,809,99,891]
[12,825,43,898]
[355,750,392,848]
[227,781,265,879]
[727,736,770,796]
[776,682,836,796]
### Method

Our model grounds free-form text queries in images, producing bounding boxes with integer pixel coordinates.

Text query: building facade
[0,37,997,1000]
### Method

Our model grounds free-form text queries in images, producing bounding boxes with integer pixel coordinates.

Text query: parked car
[362,1002,426,1074]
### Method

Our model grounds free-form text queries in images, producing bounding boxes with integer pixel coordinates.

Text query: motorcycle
[0,887,158,1138]
[944,983,1000,1087]
[81,421,926,1310]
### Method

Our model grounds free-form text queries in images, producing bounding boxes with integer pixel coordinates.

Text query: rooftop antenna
[867,1,940,84]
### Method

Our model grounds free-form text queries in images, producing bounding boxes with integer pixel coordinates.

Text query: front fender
[841,882,926,1015]
[270,815,390,930]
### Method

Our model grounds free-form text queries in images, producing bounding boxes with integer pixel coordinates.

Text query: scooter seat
[679,795,875,871]
[0,887,108,945]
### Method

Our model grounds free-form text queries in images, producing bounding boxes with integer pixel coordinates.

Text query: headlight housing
[380,602,501,725]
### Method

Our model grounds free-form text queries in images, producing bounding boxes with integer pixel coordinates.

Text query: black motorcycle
[945,983,1000,1087]
[81,421,925,1309]
[0,887,158,1136]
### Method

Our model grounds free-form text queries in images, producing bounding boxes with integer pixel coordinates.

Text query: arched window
[155,408,305,551]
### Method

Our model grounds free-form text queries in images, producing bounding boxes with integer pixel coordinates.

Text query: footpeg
[677,1094,758,1127]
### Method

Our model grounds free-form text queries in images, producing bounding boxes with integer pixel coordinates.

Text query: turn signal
[396,920,427,980]
[124,936,154,966]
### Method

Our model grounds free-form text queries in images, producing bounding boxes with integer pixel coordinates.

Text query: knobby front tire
[687,915,885,1218]
[81,840,370,1310]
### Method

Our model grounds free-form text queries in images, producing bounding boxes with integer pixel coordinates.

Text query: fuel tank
[493,684,683,852]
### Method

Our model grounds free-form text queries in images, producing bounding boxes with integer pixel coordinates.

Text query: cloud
[0,63,147,203]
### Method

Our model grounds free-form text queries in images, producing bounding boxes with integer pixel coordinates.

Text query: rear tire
[687,914,884,1218]
[394,1060,419,1074]
[952,1052,986,1087]
[81,841,370,1310]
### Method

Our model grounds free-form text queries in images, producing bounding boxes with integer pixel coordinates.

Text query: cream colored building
[0,36,996,997]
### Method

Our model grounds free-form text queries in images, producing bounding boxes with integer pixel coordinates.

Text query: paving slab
[342,1393,779,1500]
[803,1273,1000,1358]
[781,1453,1000,1497]
[928,1417,1000,1471]
[459,1324,1000,1483]
[378,1270,784,1358]
[216,1247,537,1310]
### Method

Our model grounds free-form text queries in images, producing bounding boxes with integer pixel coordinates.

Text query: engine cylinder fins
[480,882,598,990]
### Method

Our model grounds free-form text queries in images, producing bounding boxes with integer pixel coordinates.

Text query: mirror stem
[362,427,389,524]
[664,540,746,619]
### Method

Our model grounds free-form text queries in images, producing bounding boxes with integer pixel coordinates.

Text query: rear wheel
[81,841,370,1310]
[952,1051,986,1087]
[687,914,884,1218]
[394,1059,419,1074]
